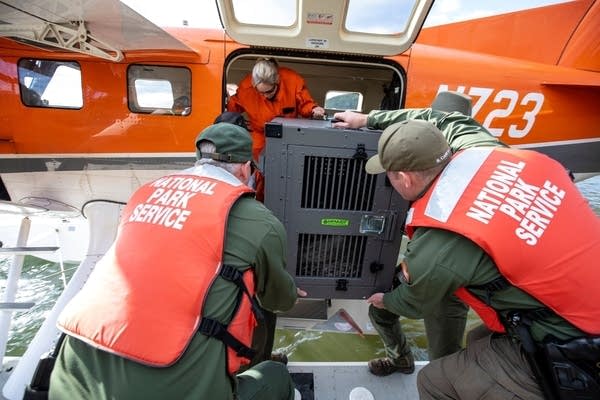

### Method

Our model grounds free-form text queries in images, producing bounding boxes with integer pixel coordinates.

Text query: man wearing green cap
[50,123,301,400]
[332,107,505,376]
[332,109,600,399]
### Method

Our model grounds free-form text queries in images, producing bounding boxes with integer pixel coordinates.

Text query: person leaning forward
[333,107,506,375]
[227,58,325,161]
[49,123,301,400]
[335,113,600,399]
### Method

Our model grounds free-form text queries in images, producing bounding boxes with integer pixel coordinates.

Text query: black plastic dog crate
[264,118,409,299]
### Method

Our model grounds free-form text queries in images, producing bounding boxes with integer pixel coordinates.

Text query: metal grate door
[264,118,409,299]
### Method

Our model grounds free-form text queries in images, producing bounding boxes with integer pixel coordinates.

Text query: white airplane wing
[0,0,194,61]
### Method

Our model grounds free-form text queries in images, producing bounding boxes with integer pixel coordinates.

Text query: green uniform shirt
[367,108,506,152]
[368,108,583,342]
[50,195,297,400]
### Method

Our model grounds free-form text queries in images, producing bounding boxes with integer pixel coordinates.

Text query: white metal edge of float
[288,361,429,367]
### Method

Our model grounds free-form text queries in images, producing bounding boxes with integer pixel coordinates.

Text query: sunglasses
[256,83,278,96]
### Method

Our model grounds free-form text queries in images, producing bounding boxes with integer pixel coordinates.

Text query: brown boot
[368,353,415,376]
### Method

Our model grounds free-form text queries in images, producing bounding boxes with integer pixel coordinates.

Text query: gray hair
[196,141,242,175]
[252,58,279,87]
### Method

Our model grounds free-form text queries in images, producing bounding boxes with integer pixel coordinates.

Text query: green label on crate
[321,218,349,227]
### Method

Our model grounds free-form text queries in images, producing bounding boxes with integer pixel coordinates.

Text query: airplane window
[128,65,191,115]
[17,59,82,109]
[135,79,174,108]
[345,0,415,34]
[231,0,295,26]
[324,90,363,112]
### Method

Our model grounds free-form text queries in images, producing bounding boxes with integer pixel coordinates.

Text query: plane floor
[288,361,426,400]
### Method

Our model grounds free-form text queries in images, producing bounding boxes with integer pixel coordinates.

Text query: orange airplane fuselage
[0,0,598,211]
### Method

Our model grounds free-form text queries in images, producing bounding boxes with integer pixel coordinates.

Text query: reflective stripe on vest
[407,148,600,334]
[58,165,256,368]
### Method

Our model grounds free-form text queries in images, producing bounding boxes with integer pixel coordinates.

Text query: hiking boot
[368,354,415,376]
[270,352,288,365]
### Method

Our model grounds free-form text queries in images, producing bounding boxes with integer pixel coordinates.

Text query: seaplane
[0,0,599,398]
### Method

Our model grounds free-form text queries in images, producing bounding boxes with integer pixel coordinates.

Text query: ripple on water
[0,256,77,356]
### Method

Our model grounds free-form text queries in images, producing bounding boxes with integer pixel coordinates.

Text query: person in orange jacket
[227,58,325,161]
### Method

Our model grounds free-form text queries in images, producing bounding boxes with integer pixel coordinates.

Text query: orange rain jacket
[227,67,320,160]
[406,147,600,334]
[58,168,259,374]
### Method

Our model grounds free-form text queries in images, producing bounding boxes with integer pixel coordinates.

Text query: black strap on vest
[198,264,262,361]
[468,276,511,305]
[219,264,264,322]
[467,276,555,321]
[198,317,256,359]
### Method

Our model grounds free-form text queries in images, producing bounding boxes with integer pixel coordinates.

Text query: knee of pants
[416,359,454,399]
[236,360,294,400]
[416,365,434,395]
[368,304,398,325]
[245,360,290,381]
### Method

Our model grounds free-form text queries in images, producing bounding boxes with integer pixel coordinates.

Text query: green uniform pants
[417,327,543,399]
[368,294,468,361]
[236,361,295,400]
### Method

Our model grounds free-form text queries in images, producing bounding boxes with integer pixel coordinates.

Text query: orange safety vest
[406,147,600,334]
[58,166,258,374]
[227,67,319,161]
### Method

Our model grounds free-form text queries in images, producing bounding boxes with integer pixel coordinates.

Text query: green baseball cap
[195,122,253,163]
[365,120,452,174]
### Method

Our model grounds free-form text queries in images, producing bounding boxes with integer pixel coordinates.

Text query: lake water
[1,175,599,361]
